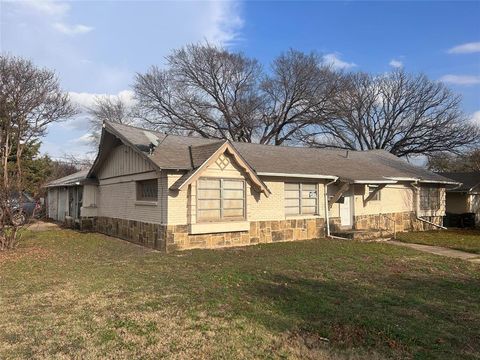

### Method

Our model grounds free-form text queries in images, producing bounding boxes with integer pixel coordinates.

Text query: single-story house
[439,172,480,227]
[46,121,459,252]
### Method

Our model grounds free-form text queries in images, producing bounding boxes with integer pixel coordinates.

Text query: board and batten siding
[97,144,155,180]
[95,143,166,224]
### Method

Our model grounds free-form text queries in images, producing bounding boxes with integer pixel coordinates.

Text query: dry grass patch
[0,229,479,359]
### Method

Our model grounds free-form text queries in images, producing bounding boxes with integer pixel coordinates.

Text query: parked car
[0,192,40,226]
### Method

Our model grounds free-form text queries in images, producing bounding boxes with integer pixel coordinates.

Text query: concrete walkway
[389,241,480,263]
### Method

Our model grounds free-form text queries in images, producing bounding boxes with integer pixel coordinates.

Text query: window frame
[196,177,246,223]
[368,185,381,201]
[419,186,440,211]
[136,179,158,202]
[284,182,318,216]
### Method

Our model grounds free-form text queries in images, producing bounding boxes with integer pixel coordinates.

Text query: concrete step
[331,229,393,241]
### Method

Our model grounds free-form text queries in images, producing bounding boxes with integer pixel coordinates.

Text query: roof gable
[170,141,271,196]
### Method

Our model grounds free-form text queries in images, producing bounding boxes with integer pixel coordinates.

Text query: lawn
[397,229,480,254]
[1,229,479,359]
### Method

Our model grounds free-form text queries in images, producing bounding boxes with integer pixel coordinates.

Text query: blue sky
[2,0,479,161]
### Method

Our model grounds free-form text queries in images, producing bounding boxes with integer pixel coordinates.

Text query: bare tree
[134,43,342,145]
[88,96,135,145]
[301,70,479,157]
[427,149,480,172]
[0,55,76,250]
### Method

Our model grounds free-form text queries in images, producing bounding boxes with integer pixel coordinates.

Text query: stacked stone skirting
[165,218,325,252]
[94,217,167,251]
[84,216,326,252]
[72,212,443,252]
[353,211,443,232]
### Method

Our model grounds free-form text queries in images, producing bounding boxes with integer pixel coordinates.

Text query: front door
[340,194,353,228]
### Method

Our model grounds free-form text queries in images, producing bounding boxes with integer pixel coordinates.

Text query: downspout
[411,180,447,230]
[324,179,350,240]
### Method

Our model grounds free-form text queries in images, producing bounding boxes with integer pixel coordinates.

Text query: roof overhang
[383,176,461,186]
[256,172,338,180]
[353,180,397,184]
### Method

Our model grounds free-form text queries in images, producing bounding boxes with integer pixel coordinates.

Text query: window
[136,179,158,201]
[420,187,440,211]
[368,185,381,201]
[197,178,245,222]
[285,183,318,216]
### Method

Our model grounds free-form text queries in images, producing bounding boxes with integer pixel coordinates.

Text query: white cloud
[205,1,244,46]
[62,90,134,132]
[389,59,403,68]
[69,90,134,110]
[53,22,93,35]
[18,0,70,16]
[439,74,480,85]
[471,111,480,126]
[447,42,480,54]
[322,53,357,70]
[71,133,95,146]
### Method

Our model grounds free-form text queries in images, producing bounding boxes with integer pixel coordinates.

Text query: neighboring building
[45,169,97,226]
[46,121,458,251]
[439,172,480,227]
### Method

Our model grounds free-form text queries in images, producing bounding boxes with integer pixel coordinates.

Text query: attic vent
[215,154,230,170]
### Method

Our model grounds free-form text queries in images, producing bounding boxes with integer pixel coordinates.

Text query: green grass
[1,229,479,359]
[397,229,480,254]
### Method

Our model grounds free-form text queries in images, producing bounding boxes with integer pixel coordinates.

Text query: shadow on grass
[239,273,480,359]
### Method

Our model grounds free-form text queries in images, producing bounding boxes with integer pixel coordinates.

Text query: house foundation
[88,216,326,252]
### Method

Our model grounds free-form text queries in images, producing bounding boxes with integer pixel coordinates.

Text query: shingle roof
[45,170,91,188]
[105,121,457,184]
[438,172,480,192]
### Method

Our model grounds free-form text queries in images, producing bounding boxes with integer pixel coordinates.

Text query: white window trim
[196,177,246,223]
[284,183,319,217]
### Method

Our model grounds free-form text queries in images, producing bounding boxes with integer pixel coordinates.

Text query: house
[439,172,480,227]
[46,121,459,252]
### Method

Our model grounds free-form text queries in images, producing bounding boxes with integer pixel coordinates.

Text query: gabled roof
[171,141,271,195]
[45,169,94,188]
[102,121,458,185]
[438,172,480,192]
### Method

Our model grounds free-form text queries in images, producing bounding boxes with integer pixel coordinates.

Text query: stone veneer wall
[94,217,167,251]
[354,211,443,232]
[88,216,326,252]
[166,218,326,252]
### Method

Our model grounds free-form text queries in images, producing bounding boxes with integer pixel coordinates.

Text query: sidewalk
[389,240,480,263]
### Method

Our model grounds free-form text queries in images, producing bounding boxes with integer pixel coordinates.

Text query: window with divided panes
[197,178,245,221]
[420,187,440,211]
[284,183,318,215]
[136,179,158,201]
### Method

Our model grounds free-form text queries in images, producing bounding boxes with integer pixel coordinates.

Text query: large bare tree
[301,70,479,157]
[88,96,135,145]
[0,55,76,249]
[134,43,342,145]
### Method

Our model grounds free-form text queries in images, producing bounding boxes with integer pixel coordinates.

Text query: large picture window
[136,179,158,201]
[285,183,317,215]
[197,178,245,222]
[420,187,440,211]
